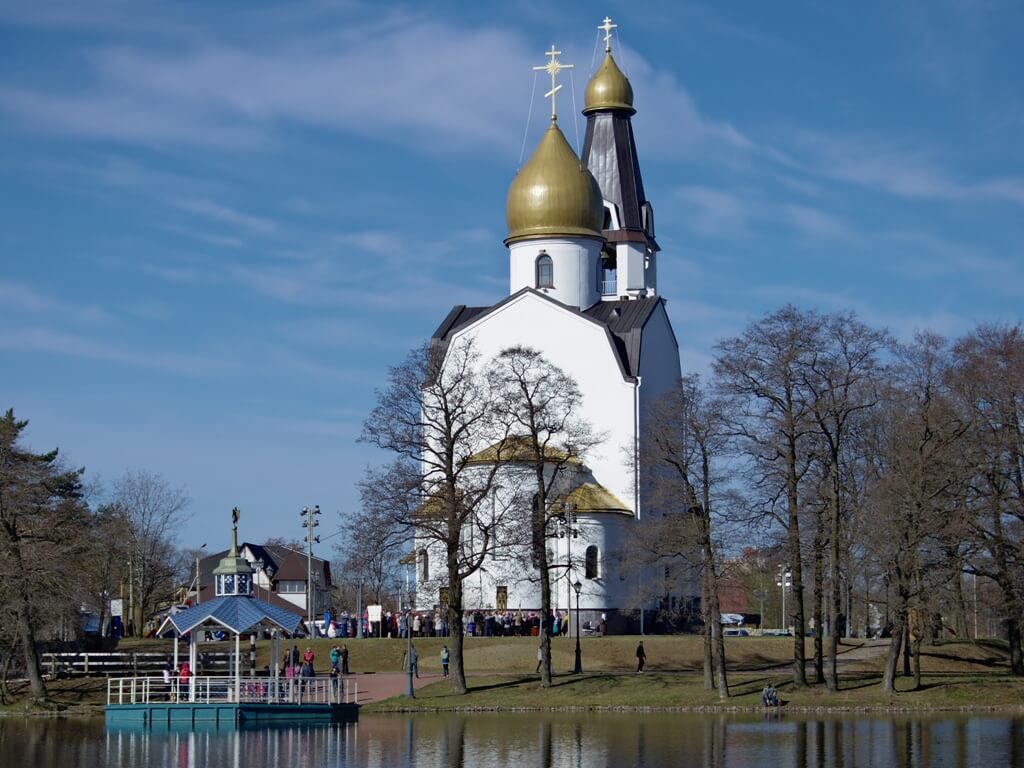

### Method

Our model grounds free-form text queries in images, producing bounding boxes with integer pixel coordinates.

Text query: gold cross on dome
[599,16,617,52]
[533,45,574,121]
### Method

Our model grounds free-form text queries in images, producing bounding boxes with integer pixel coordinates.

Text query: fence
[106,675,356,706]
[42,651,233,678]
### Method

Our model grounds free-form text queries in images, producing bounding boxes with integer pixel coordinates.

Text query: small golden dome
[584,52,634,115]
[505,122,605,245]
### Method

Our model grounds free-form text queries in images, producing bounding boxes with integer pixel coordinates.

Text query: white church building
[415,23,687,632]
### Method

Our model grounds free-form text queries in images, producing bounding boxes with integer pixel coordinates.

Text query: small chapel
[415,20,685,632]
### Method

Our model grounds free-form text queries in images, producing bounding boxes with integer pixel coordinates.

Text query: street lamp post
[405,607,415,699]
[572,579,582,674]
[301,505,321,635]
[776,568,792,632]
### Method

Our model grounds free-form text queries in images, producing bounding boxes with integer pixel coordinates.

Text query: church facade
[415,24,685,631]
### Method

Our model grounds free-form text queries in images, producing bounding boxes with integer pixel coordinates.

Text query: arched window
[585,545,599,579]
[419,549,429,582]
[535,253,553,288]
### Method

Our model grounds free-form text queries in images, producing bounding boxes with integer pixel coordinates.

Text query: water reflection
[1,711,1021,767]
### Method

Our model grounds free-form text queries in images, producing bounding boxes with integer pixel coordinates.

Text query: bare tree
[0,409,89,702]
[799,312,891,690]
[640,375,731,699]
[714,306,824,687]
[80,503,130,638]
[113,469,190,635]
[360,338,509,695]
[950,324,1024,675]
[335,502,406,606]
[485,346,597,688]
[861,332,968,691]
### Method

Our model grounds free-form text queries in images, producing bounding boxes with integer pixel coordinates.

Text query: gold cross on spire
[533,45,574,122]
[598,16,617,53]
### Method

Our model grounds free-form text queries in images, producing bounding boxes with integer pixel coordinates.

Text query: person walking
[441,645,450,677]
[536,645,543,674]
[341,644,350,675]
[409,644,420,678]
[330,644,341,673]
[636,640,646,673]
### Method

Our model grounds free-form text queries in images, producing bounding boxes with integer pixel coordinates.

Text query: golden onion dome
[584,52,635,115]
[506,121,605,244]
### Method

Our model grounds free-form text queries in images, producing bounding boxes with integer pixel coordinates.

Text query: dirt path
[759,637,891,674]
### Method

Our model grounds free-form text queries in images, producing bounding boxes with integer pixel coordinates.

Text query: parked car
[724,628,751,637]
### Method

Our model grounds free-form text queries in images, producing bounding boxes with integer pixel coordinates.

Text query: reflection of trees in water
[439,715,464,768]
[9,712,1024,767]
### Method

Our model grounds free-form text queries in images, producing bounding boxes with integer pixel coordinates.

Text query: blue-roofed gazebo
[106,509,358,727]
[156,507,306,702]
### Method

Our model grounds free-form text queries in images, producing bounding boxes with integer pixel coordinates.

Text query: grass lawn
[366,669,1024,713]
[5,635,1021,713]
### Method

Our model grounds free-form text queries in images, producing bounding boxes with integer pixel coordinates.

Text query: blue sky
[2,1,1021,552]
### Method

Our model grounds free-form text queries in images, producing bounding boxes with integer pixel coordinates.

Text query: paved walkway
[346,672,444,705]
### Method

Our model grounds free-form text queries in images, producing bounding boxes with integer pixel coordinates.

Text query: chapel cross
[598,16,617,53]
[533,45,574,121]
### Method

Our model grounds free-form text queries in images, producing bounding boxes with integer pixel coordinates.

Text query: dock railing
[107,676,358,706]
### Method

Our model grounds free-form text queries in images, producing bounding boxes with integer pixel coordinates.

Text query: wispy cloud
[781,204,853,241]
[673,185,750,237]
[0,326,229,375]
[169,198,277,235]
[624,53,752,158]
[795,131,1024,207]
[0,15,537,151]
[0,280,114,325]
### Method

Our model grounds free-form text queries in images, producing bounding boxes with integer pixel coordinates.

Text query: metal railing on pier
[107,676,357,706]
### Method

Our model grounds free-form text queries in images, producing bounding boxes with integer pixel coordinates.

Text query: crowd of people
[324,608,604,639]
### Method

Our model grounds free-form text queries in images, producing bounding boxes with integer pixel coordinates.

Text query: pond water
[1,711,1021,767]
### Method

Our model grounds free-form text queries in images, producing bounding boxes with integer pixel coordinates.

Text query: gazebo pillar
[234,632,241,701]
[189,631,198,702]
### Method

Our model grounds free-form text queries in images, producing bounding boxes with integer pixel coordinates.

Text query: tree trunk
[16,585,46,701]
[446,576,468,694]
[702,570,713,690]
[911,636,922,690]
[538,558,553,687]
[1008,617,1023,676]
[786,436,808,687]
[882,617,903,693]
[0,640,15,705]
[535,476,554,688]
[812,518,825,684]
[704,549,729,700]
[902,618,912,677]
[826,470,841,692]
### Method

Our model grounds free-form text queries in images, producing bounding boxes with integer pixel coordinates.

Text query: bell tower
[581,18,659,300]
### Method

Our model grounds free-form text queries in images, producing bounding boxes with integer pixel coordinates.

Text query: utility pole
[301,505,321,635]
[195,543,207,605]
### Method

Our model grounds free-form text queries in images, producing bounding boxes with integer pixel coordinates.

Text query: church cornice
[432,287,675,383]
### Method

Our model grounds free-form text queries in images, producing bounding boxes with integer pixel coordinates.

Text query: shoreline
[4,702,1024,718]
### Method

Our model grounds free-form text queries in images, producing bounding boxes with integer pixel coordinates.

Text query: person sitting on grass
[761,683,780,707]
